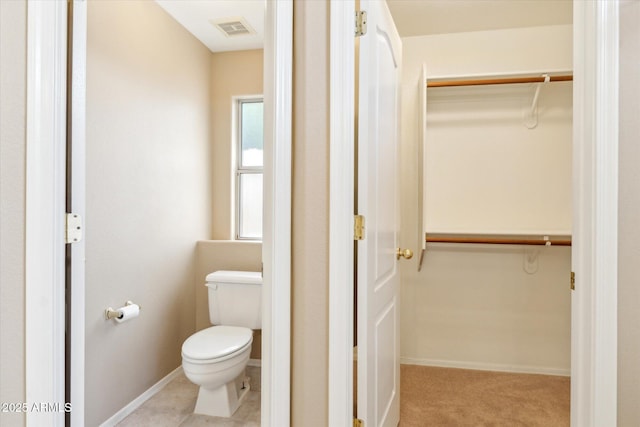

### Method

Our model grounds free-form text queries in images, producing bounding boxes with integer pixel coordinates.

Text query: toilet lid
[205,270,262,285]
[182,326,253,361]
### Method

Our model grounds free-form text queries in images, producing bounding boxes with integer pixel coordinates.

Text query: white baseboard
[99,366,183,427]
[248,358,262,367]
[400,357,571,377]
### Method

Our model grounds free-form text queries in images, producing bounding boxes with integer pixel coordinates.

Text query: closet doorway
[402,47,573,427]
[328,1,619,426]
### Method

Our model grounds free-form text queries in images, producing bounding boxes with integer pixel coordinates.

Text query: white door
[357,1,403,426]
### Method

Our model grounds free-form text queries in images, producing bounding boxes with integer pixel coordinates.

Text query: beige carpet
[400,364,570,427]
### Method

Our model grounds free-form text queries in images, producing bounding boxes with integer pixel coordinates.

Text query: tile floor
[117,366,261,427]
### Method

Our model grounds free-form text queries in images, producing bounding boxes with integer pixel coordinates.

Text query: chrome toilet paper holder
[105,300,141,320]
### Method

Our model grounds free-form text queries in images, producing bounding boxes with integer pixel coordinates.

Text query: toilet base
[193,374,251,417]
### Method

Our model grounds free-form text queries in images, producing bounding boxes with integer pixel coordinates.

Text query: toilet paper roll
[115,303,140,323]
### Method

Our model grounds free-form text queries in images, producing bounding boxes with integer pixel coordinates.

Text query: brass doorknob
[396,248,413,260]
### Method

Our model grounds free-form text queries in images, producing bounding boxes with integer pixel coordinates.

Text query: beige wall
[210,50,263,239]
[85,1,212,425]
[291,1,330,425]
[618,1,640,425]
[195,241,262,359]
[425,83,572,234]
[400,26,573,374]
[0,1,26,426]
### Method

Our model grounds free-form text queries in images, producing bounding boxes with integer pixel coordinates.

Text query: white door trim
[262,1,293,426]
[25,0,68,425]
[68,1,87,425]
[327,1,620,426]
[328,0,356,425]
[571,1,619,426]
[26,1,292,426]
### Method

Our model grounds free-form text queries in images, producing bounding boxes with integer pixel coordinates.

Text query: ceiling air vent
[211,17,255,37]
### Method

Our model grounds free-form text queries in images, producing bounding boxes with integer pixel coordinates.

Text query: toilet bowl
[182,325,253,417]
[181,271,261,417]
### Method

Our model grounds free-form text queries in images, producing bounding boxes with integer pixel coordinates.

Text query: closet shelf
[417,232,571,271]
[425,233,572,247]
[427,74,573,88]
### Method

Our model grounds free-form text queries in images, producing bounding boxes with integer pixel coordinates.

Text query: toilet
[181,270,261,417]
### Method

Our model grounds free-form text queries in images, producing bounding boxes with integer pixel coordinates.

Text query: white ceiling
[386,0,573,38]
[155,0,264,53]
[155,0,572,53]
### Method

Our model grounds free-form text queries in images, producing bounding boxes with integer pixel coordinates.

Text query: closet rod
[427,74,573,88]
[426,235,572,246]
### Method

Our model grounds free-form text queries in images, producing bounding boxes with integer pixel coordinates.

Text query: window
[236,98,264,240]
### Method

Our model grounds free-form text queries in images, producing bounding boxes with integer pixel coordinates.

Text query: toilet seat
[182,326,252,363]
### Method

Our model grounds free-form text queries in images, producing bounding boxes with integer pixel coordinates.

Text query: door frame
[570,1,619,425]
[262,1,293,426]
[328,0,356,425]
[327,1,619,426]
[66,1,87,426]
[25,1,68,425]
[24,1,292,426]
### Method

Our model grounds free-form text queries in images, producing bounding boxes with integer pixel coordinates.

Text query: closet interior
[397,11,573,425]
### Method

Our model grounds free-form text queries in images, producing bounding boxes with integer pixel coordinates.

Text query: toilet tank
[206,270,262,329]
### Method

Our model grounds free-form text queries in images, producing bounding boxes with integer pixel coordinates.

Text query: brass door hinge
[354,215,365,240]
[570,271,575,290]
[355,10,367,37]
[354,418,364,427]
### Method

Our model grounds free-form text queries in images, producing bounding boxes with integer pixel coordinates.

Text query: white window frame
[234,95,264,241]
